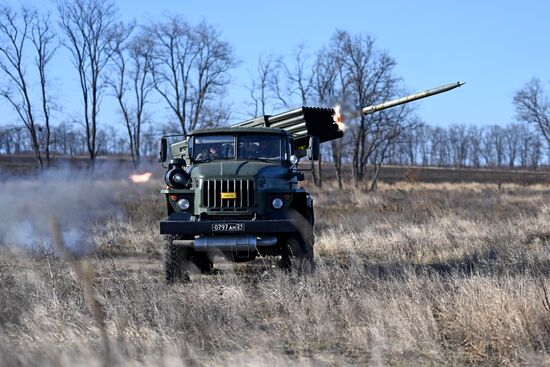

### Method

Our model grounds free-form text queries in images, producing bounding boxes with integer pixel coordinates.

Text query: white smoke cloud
[0,164,157,253]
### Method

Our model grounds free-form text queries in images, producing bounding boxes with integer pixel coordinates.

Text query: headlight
[272,197,283,209]
[177,198,190,210]
[173,173,187,184]
[165,167,190,188]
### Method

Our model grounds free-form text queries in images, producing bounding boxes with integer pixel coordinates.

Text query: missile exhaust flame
[332,105,346,131]
[129,172,152,183]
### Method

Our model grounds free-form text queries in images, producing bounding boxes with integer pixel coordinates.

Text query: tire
[191,253,214,274]
[281,207,316,273]
[281,232,315,273]
[164,235,191,283]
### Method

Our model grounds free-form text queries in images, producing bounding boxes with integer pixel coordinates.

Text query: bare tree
[431,127,449,166]
[199,100,232,129]
[141,125,156,157]
[312,45,344,187]
[308,31,411,187]
[0,5,56,169]
[283,44,315,106]
[400,128,417,165]
[149,16,236,135]
[246,54,282,117]
[491,125,506,167]
[0,124,17,154]
[333,30,402,183]
[369,114,418,190]
[109,41,132,158]
[466,126,482,167]
[480,128,495,167]
[281,44,319,185]
[517,125,533,168]
[415,125,431,166]
[108,29,158,167]
[128,34,155,161]
[529,134,543,169]
[310,45,342,187]
[57,0,127,167]
[30,10,57,166]
[514,78,550,144]
[448,124,469,167]
[504,123,522,168]
[189,22,236,131]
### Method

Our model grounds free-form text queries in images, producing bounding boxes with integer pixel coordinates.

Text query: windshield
[238,134,283,160]
[191,134,285,162]
[192,135,235,162]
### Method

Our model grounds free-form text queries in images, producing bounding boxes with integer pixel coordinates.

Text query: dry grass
[0,178,549,366]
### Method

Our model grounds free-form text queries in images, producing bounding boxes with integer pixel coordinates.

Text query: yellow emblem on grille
[221,192,237,199]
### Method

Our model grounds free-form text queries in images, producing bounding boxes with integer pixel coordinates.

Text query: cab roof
[188,126,289,136]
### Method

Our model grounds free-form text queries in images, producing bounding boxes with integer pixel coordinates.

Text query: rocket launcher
[233,81,464,156]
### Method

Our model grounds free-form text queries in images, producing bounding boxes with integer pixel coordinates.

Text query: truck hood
[189,160,289,179]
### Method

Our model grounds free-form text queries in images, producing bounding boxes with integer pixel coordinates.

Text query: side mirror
[158,137,168,163]
[307,136,320,160]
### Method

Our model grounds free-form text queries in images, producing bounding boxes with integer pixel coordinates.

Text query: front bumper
[160,212,299,235]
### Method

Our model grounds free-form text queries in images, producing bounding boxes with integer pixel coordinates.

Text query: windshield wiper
[244,158,277,163]
[195,157,235,163]
[194,158,212,163]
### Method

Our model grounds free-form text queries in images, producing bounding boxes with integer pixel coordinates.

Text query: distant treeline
[0,122,167,158]
[383,123,548,169]
[1,121,547,170]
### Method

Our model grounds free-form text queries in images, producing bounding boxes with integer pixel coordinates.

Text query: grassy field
[0,169,549,365]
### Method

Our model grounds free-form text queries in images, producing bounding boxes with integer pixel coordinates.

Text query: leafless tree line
[0,4,56,169]
[380,77,550,170]
[0,0,236,169]
[1,0,549,180]
[0,122,168,157]
[385,123,547,169]
[3,117,545,169]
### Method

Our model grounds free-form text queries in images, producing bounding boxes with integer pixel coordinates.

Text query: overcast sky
[4,0,550,129]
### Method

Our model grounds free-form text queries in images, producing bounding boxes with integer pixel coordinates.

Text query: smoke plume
[0,164,157,253]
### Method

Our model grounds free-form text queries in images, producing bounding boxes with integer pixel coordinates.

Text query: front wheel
[281,234,315,273]
[164,235,191,283]
[191,253,214,274]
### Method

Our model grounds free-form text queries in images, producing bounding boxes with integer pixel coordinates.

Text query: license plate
[212,223,245,232]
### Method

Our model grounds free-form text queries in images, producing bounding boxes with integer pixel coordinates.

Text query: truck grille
[201,179,255,211]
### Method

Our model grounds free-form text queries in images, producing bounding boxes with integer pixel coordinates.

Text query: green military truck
[157,82,463,282]
[158,107,341,282]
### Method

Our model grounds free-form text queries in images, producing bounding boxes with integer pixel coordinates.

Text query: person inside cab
[196,146,219,161]
[259,138,280,159]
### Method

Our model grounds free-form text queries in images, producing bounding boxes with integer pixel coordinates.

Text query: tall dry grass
[0,179,549,366]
